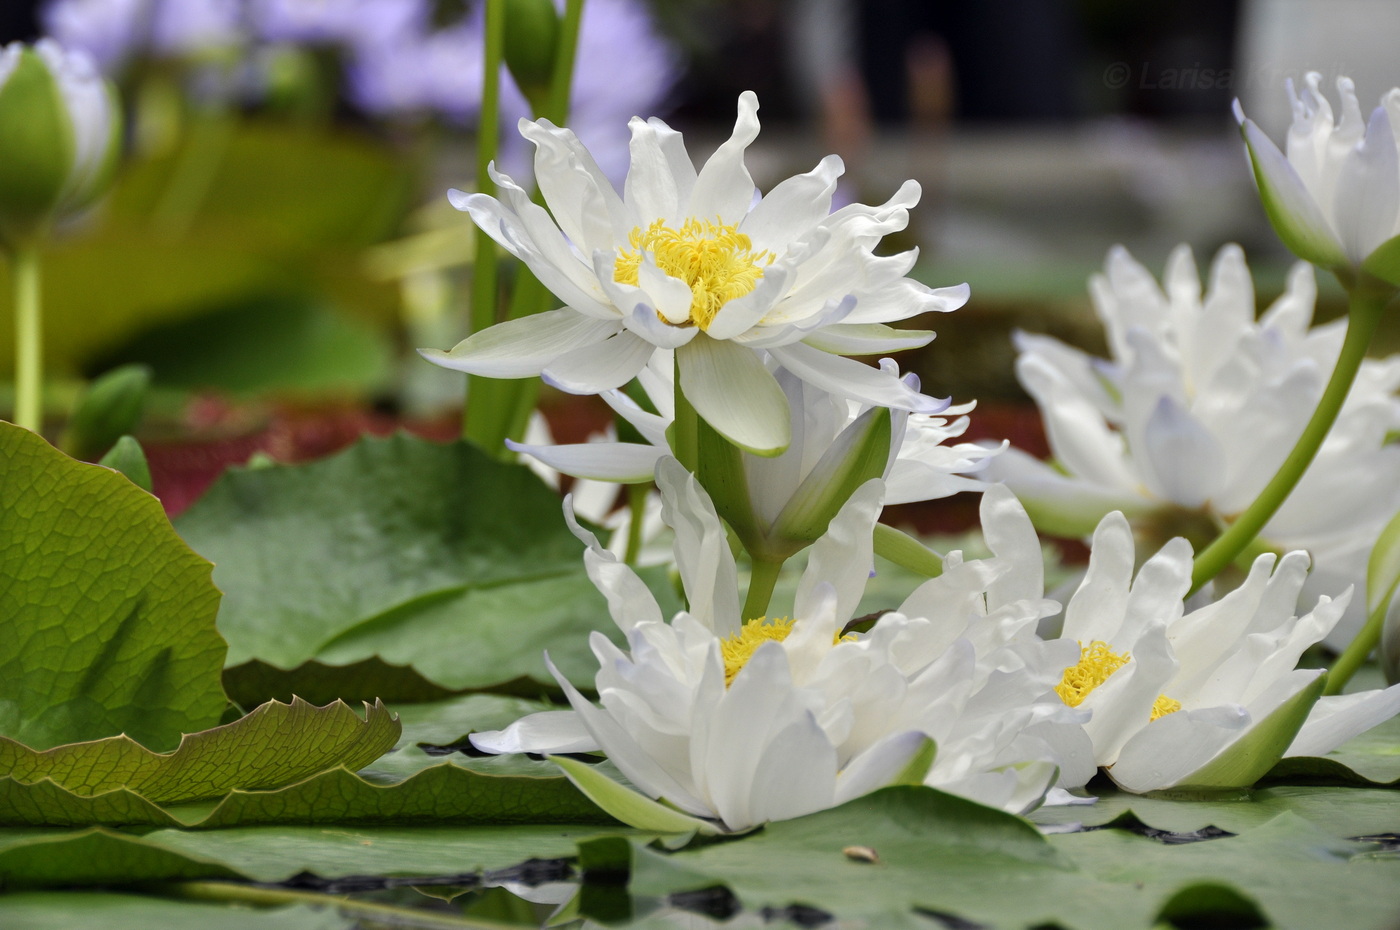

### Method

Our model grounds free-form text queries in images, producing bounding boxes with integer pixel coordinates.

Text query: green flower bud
[502,0,560,114]
[0,40,121,246]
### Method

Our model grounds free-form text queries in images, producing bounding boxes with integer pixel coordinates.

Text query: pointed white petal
[470,710,597,754]
[687,90,761,223]
[420,310,620,377]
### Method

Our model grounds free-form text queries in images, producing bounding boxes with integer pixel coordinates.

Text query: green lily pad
[0,742,610,829]
[1262,706,1400,788]
[0,821,636,889]
[619,785,1400,930]
[0,698,398,804]
[0,893,352,930]
[0,422,226,752]
[175,433,676,695]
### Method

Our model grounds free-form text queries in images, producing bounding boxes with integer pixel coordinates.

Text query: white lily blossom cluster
[1053,511,1400,793]
[989,244,1400,646]
[423,91,967,455]
[473,461,1091,830]
[452,86,1400,832]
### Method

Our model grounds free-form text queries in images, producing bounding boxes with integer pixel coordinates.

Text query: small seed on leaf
[842,845,879,863]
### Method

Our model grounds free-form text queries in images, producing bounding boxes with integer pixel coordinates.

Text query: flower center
[1056,640,1181,721]
[613,218,772,331]
[720,617,795,686]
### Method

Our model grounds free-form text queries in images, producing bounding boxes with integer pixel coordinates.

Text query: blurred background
[2,0,1396,515]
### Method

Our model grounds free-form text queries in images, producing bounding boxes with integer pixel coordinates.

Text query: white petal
[979,484,1045,609]
[1140,396,1226,509]
[1062,512,1136,644]
[508,438,662,483]
[542,329,656,394]
[1107,704,1249,793]
[656,457,742,637]
[1331,103,1400,262]
[678,337,792,455]
[625,115,687,224]
[470,710,597,754]
[687,90,760,224]
[795,478,883,624]
[835,730,933,804]
[420,310,620,377]
[741,154,843,253]
[771,341,943,413]
[747,712,839,824]
[1287,684,1400,757]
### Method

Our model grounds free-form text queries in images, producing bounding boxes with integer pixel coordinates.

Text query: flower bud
[502,0,560,114]
[0,40,121,246]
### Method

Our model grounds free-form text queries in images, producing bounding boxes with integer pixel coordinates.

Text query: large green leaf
[1033,783,1400,841]
[0,423,226,751]
[0,893,352,930]
[0,745,611,828]
[622,786,1400,930]
[0,821,638,889]
[175,434,675,693]
[0,698,397,804]
[90,293,392,397]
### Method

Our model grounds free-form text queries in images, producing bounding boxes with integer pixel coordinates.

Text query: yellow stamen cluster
[613,218,772,331]
[719,617,855,687]
[1056,640,1182,722]
[1056,640,1128,707]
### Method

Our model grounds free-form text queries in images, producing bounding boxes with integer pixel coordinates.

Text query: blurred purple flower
[42,0,245,72]
[248,0,425,47]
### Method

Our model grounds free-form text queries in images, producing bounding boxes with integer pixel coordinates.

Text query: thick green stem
[1189,287,1389,595]
[743,557,783,620]
[159,881,518,929]
[11,246,42,433]
[463,0,508,440]
[624,481,648,565]
[1326,597,1390,695]
[671,354,699,474]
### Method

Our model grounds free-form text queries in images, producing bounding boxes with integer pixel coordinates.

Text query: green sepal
[1238,117,1349,271]
[97,435,152,493]
[1360,232,1400,288]
[550,755,718,836]
[63,364,152,461]
[1154,673,1325,792]
[872,522,943,579]
[0,47,75,243]
[1365,507,1400,615]
[888,735,937,786]
[695,412,764,552]
[503,0,561,114]
[766,406,892,556]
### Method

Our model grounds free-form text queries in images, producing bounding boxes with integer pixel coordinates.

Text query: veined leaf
[0,698,398,804]
[0,422,225,751]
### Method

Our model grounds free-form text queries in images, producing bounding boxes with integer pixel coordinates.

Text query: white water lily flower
[1052,510,1400,794]
[422,91,966,455]
[472,466,1090,827]
[1234,73,1400,282]
[509,350,1000,559]
[988,245,1400,646]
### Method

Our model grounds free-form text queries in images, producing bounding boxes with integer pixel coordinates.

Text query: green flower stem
[872,522,944,579]
[1189,285,1390,595]
[671,354,699,474]
[464,0,584,450]
[624,481,648,565]
[161,881,518,929]
[463,0,508,440]
[1326,597,1390,695]
[151,99,235,239]
[546,0,585,123]
[11,245,43,433]
[743,556,783,621]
